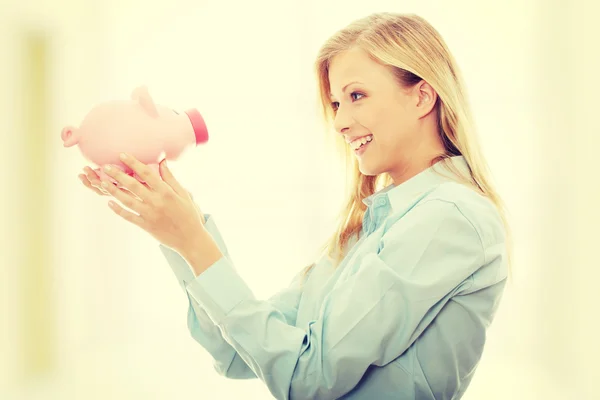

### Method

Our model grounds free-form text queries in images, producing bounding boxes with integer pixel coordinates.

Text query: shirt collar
[362,156,470,214]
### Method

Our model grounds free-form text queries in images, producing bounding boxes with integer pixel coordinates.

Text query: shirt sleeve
[184,199,495,400]
[160,214,309,379]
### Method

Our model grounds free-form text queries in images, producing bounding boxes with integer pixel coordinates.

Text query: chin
[358,162,383,177]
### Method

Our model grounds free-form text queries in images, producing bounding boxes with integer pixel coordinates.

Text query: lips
[345,134,373,144]
[349,134,373,150]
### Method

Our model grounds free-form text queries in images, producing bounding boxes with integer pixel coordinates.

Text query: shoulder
[374,181,508,293]
[377,182,509,292]
[413,181,507,252]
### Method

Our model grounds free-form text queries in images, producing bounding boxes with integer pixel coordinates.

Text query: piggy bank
[61,85,209,184]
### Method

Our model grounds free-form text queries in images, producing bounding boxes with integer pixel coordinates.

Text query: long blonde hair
[304,12,512,278]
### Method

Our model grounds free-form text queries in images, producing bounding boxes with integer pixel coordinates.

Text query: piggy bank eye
[172,109,179,115]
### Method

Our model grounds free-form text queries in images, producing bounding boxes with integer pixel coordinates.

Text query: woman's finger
[80,170,139,201]
[82,165,151,198]
[102,164,151,202]
[158,159,188,197]
[83,167,108,192]
[107,200,146,227]
[118,153,165,193]
[79,174,107,196]
[100,177,150,215]
[83,166,101,183]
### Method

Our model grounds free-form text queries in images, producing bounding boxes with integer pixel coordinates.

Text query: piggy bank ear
[131,85,159,118]
[61,126,80,147]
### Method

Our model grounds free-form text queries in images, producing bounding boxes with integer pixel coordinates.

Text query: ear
[415,80,437,119]
[61,125,80,147]
[131,85,159,118]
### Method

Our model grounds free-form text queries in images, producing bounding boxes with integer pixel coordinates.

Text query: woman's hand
[79,166,148,197]
[79,166,112,196]
[97,153,207,257]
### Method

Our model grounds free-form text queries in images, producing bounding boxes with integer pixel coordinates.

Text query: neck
[389,129,446,186]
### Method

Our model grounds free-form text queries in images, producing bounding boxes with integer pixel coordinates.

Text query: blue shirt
[159,156,508,400]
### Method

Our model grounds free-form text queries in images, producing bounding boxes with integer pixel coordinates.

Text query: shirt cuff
[159,213,232,290]
[185,256,255,326]
[159,244,195,290]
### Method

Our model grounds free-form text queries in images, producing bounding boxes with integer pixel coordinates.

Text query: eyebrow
[330,81,363,98]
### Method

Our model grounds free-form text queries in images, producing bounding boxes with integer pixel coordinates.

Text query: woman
[80,12,510,400]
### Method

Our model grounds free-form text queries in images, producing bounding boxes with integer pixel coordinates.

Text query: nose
[333,105,352,134]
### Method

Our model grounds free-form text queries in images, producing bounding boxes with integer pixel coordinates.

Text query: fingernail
[104,165,111,172]
[120,153,128,161]
[101,181,108,188]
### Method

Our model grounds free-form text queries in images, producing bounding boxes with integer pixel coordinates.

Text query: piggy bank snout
[185,108,209,145]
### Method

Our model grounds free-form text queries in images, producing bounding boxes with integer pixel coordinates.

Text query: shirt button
[376,197,388,207]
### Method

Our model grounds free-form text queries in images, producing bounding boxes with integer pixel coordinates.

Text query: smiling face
[328,47,443,184]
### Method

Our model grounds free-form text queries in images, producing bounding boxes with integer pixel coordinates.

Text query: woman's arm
[182,199,507,400]
[160,214,310,379]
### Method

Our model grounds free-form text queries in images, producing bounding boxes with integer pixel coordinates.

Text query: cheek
[354,104,383,133]
[361,106,406,145]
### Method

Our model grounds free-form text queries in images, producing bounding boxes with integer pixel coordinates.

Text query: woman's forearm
[180,228,224,277]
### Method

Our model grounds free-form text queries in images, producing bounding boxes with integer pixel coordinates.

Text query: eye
[330,92,364,112]
[350,92,364,101]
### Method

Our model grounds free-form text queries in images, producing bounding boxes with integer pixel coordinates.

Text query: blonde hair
[303,12,512,278]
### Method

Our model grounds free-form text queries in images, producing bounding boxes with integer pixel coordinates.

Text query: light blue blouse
[159,156,508,400]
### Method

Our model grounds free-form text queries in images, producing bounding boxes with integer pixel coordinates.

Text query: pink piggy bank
[61,85,208,185]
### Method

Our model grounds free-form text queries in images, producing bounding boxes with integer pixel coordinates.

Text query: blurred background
[0,0,598,399]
